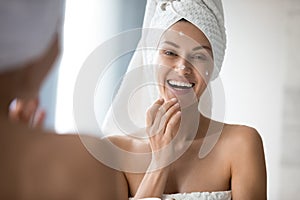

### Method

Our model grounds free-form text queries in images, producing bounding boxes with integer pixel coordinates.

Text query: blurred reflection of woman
[0,1,127,199]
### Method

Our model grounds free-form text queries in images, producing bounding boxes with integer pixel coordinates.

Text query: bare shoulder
[106,135,134,151]
[220,125,267,199]
[22,132,128,199]
[1,123,128,199]
[106,134,152,179]
[220,123,267,198]
[220,123,266,174]
[206,122,265,162]
[221,124,264,150]
[107,133,150,153]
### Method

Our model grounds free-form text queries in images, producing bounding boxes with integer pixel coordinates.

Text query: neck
[178,102,211,141]
[195,114,212,139]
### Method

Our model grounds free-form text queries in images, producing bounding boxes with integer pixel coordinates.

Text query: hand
[9,97,46,128]
[146,98,181,167]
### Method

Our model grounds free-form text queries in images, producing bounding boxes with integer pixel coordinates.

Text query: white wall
[55,0,122,133]
[221,0,292,199]
[280,1,300,199]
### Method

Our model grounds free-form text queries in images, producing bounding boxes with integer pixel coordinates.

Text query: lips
[167,79,195,90]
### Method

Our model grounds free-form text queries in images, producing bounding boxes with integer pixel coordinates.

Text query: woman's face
[155,21,213,102]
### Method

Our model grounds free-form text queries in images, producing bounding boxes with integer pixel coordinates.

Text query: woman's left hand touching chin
[146,98,181,166]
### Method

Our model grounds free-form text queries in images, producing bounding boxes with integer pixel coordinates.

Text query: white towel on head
[101,0,227,137]
[0,0,65,73]
[147,0,226,78]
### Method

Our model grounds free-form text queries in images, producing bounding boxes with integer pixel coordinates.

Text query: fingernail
[171,98,177,102]
[157,98,164,102]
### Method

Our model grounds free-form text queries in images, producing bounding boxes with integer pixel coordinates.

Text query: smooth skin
[109,21,267,200]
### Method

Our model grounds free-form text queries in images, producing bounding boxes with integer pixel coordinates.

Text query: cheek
[192,71,208,96]
[196,80,208,99]
[154,57,170,82]
[154,63,173,98]
[193,63,212,83]
[155,65,169,91]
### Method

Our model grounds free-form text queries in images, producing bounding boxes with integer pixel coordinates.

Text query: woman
[11,0,267,199]
[0,0,127,199]
[102,0,267,199]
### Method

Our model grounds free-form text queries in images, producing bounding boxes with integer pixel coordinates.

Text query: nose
[174,59,192,76]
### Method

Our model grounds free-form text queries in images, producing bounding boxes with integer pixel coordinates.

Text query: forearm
[133,166,170,199]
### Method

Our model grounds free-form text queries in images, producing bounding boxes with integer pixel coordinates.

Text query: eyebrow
[160,41,212,52]
[192,45,212,51]
[161,41,180,48]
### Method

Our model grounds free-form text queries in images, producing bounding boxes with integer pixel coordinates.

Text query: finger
[157,98,178,116]
[165,111,181,137]
[9,100,20,122]
[149,110,181,152]
[148,98,178,139]
[10,99,25,121]
[11,98,39,126]
[27,100,38,124]
[146,98,164,127]
[157,102,180,133]
[22,99,39,126]
[159,98,177,113]
[153,98,178,130]
[34,110,46,128]
[16,100,32,124]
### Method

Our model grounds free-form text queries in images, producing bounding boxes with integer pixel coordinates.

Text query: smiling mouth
[167,79,195,89]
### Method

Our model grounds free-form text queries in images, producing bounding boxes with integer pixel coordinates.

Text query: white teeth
[169,80,193,88]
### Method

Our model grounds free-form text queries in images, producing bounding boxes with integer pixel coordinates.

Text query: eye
[163,50,178,57]
[190,53,207,61]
